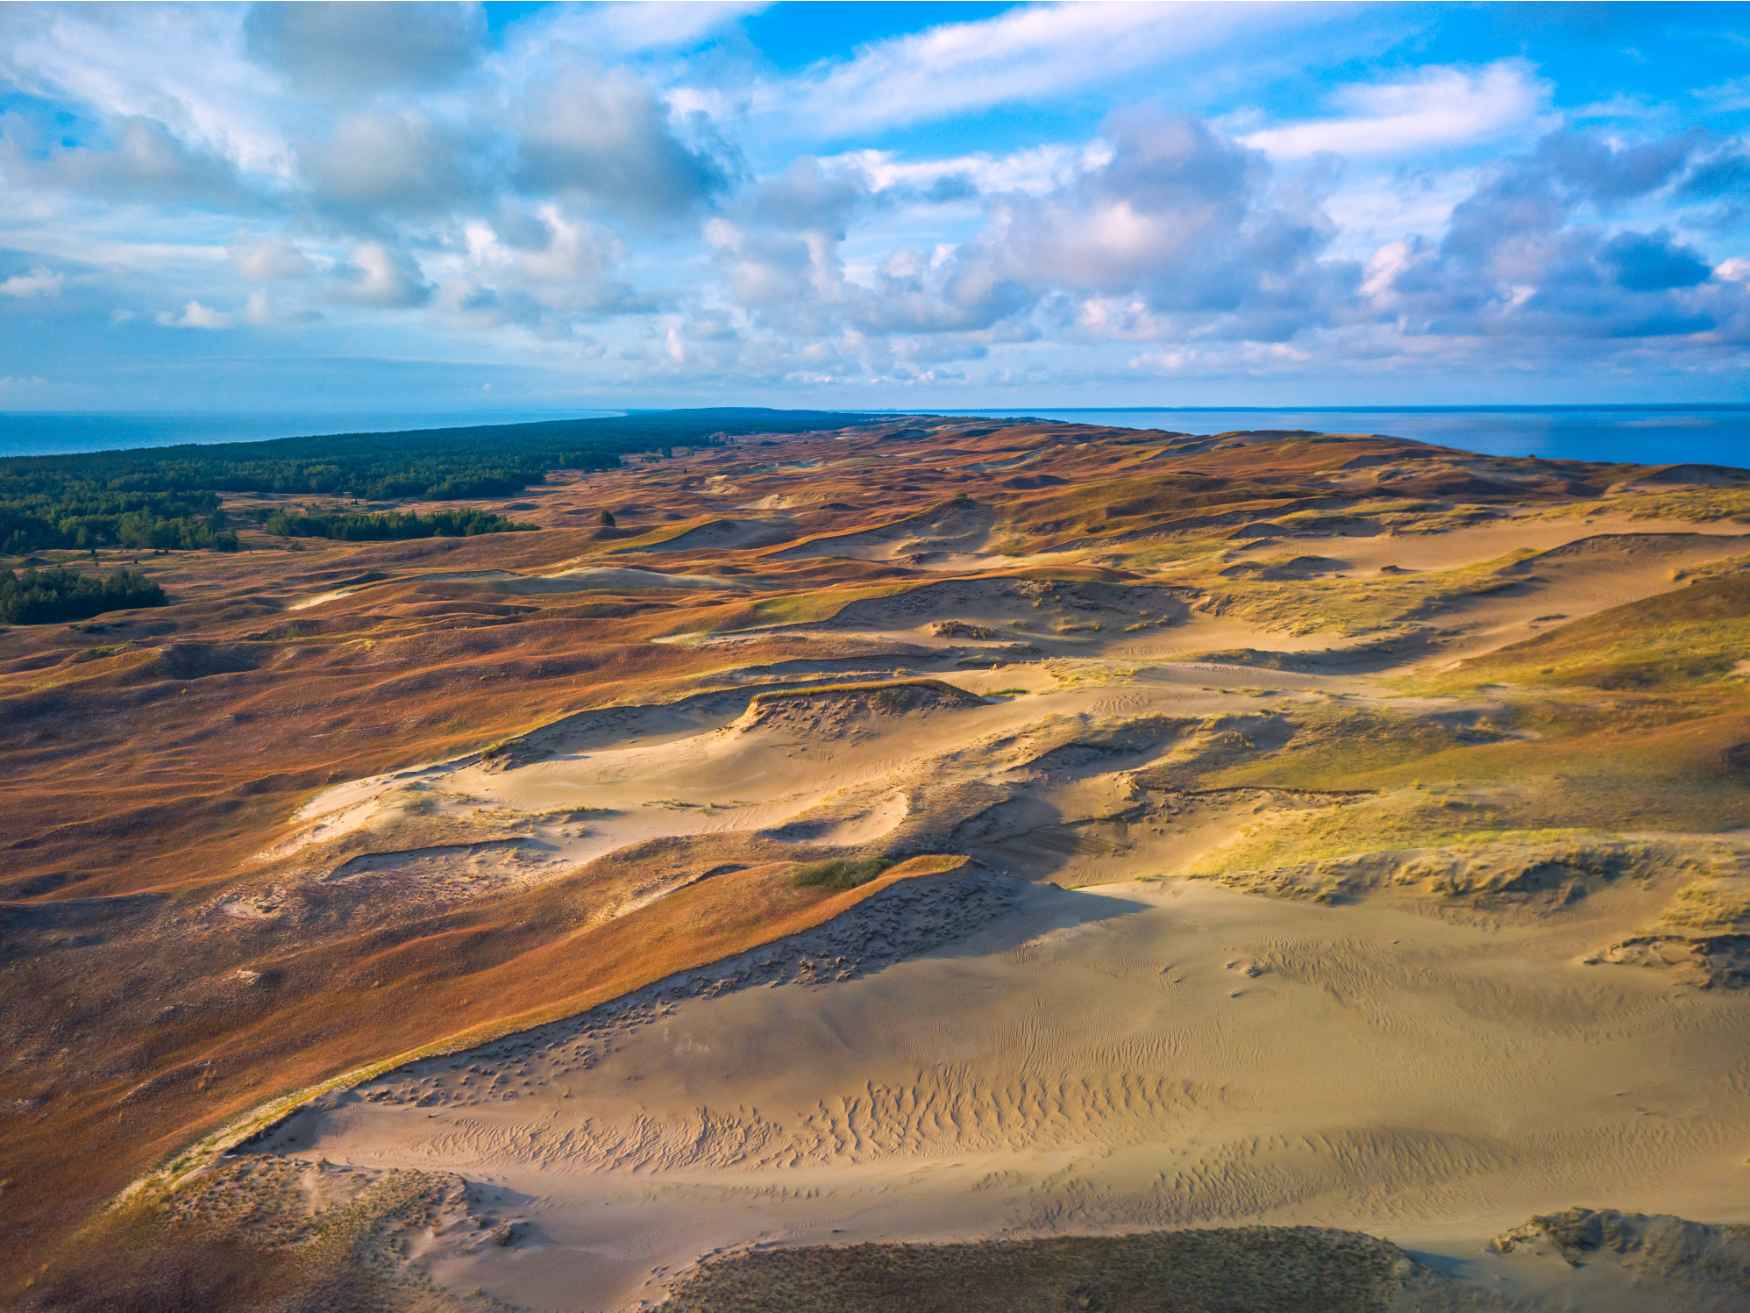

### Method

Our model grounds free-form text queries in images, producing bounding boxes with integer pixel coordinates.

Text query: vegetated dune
[635,516,798,553]
[771,496,996,563]
[652,1210,1750,1313]
[4,415,1749,1311]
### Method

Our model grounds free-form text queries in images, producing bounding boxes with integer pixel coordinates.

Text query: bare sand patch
[253,877,1750,1311]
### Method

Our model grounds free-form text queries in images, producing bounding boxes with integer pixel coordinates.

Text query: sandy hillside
[5,418,1748,1310]
[253,877,1750,1311]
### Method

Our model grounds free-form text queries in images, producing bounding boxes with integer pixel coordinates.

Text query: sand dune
[13,420,1749,1311]
[255,877,1750,1311]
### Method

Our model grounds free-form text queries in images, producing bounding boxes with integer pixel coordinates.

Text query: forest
[0,488,238,554]
[262,507,531,540]
[0,566,165,624]
[1,411,870,529]
[0,410,874,621]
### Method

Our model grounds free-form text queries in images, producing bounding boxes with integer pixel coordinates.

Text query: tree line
[0,409,880,621]
[262,507,531,540]
[0,566,165,624]
[0,487,238,554]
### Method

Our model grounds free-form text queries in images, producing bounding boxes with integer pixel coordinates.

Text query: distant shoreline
[1,404,1746,467]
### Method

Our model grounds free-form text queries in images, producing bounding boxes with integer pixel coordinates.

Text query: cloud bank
[0,1,1745,407]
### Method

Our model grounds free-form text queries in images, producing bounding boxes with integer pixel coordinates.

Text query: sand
[222,483,1750,1310]
[249,874,1750,1311]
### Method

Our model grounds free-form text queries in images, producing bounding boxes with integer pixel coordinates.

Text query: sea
[0,409,622,457]
[938,406,1750,468]
[0,405,1746,468]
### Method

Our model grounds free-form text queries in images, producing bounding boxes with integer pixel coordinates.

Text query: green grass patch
[1208,550,1536,636]
[1437,572,1750,692]
[794,857,890,891]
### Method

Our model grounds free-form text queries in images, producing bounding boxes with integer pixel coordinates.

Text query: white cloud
[514,1,763,59]
[232,238,313,281]
[1129,340,1311,375]
[515,67,733,218]
[1244,61,1552,160]
[1695,76,1750,112]
[0,1,1744,398]
[1075,296,1165,340]
[244,2,484,95]
[332,242,433,308]
[0,4,292,174]
[1361,240,1414,300]
[766,2,1332,137]
[821,143,1103,200]
[300,111,485,221]
[156,299,233,329]
[0,267,62,299]
[3,113,259,209]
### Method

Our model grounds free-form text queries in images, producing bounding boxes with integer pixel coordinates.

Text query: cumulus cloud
[968,109,1356,339]
[746,158,872,233]
[1528,129,1700,203]
[1678,143,1750,203]
[1600,230,1713,292]
[516,69,734,219]
[244,2,484,95]
[1353,129,1748,350]
[156,300,233,329]
[300,111,486,222]
[1129,340,1312,376]
[332,242,433,308]
[707,109,1361,350]
[450,205,652,331]
[240,289,323,327]
[232,238,313,281]
[1,114,259,209]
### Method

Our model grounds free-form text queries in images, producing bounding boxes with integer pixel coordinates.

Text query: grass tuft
[793,857,890,891]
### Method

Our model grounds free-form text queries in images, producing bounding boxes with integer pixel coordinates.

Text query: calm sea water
[938,406,1750,469]
[1,405,1745,468]
[0,409,621,457]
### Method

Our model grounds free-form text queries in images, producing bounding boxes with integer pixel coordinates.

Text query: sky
[1,1,1748,413]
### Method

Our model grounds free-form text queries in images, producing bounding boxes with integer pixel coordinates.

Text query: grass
[1655,875,1750,935]
[749,677,977,704]
[1220,551,1536,636]
[1207,704,1520,789]
[1577,486,1750,523]
[29,1161,470,1313]
[793,857,890,890]
[1436,572,1750,692]
[654,1227,1431,1313]
[717,579,916,631]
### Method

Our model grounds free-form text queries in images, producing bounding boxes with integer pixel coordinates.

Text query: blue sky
[1,1,1747,412]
